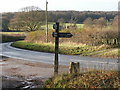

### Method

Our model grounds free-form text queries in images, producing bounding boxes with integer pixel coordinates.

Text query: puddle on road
[0,56,9,65]
[0,56,9,59]
[0,62,7,65]
[2,76,46,89]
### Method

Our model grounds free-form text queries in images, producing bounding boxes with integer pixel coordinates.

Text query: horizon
[0,9,118,14]
[0,0,119,13]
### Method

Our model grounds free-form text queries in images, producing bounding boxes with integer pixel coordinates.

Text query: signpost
[53,22,59,76]
[53,22,73,76]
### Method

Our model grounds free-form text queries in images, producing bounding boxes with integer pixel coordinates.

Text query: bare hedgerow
[75,29,119,46]
[25,28,119,47]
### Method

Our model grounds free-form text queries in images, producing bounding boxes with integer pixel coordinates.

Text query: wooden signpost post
[53,22,73,76]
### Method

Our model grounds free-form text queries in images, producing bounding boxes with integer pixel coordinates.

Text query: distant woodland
[1,10,118,31]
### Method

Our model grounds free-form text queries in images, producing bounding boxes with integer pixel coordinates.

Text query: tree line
[1,9,118,31]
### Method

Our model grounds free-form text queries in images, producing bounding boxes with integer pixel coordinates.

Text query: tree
[112,15,118,30]
[83,17,93,28]
[9,15,22,30]
[9,6,45,32]
[58,18,65,23]
[69,15,77,29]
[93,17,107,30]
[2,13,14,30]
[57,18,65,29]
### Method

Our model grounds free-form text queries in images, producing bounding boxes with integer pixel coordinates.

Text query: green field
[0,32,25,35]
[1,32,26,43]
[41,23,84,30]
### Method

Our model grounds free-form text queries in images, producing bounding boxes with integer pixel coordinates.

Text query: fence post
[106,39,109,45]
[113,38,117,45]
[69,62,80,74]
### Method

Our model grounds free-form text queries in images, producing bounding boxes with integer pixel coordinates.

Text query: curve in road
[0,43,120,71]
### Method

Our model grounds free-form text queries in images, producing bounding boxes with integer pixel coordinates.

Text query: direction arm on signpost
[52,32,73,38]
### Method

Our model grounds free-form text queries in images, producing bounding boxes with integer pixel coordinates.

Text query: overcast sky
[0,0,119,13]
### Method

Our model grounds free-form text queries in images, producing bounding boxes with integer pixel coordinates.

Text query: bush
[25,30,54,43]
[25,29,119,47]
[77,29,119,46]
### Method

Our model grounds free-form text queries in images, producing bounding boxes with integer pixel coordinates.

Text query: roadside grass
[11,41,55,53]
[83,49,111,56]
[44,71,120,88]
[11,41,111,56]
[96,49,120,59]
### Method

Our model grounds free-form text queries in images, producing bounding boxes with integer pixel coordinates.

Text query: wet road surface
[0,43,119,71]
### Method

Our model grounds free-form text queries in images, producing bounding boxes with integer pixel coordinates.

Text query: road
[0,42,120,71]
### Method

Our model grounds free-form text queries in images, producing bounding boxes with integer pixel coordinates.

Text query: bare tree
[9,6,45,32]
[68,16,77,29]
[93,17,107,30]
[19,6,42,12]
[112,16,118,30]
[83,17,93,28]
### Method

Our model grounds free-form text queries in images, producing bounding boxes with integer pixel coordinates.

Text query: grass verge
[11,41,55,53]
[44,71,120,88]
[96,49,120,59]
[11,41,111,56]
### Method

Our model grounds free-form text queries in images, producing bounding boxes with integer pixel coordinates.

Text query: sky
[0,0,119,13]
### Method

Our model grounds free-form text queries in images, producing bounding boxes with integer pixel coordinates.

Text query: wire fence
[78,61,120,73]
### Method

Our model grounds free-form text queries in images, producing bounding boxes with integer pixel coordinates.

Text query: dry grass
[44,71,120,88]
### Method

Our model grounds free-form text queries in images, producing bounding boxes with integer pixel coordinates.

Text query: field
[41,23,84,30]
[0,32,25,35]
[0,32,26,43]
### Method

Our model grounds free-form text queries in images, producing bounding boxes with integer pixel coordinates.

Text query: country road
[0,42,120,71]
